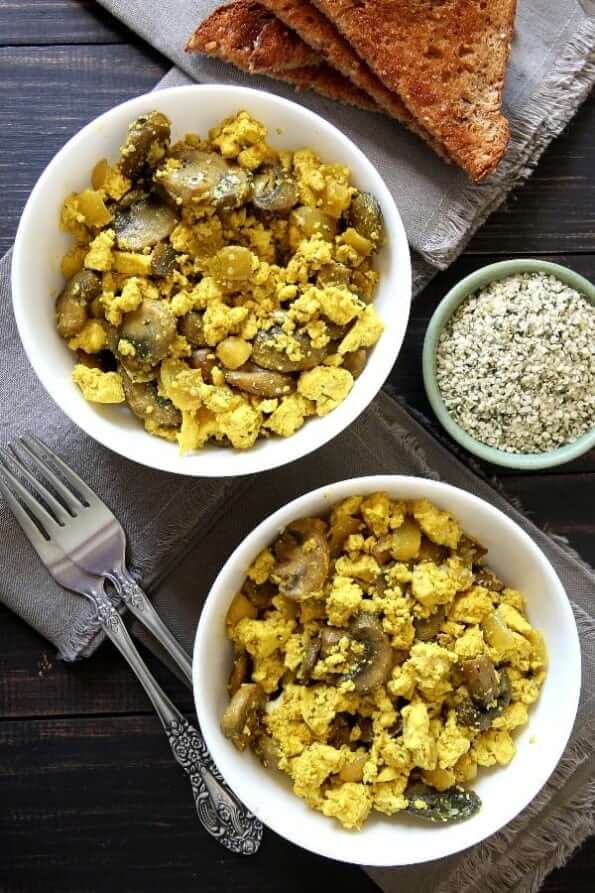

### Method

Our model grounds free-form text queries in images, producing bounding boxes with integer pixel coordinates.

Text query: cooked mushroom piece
[151,242,177,277]
[213,166,253,210]
[414,606,446,642]
[254,734,282,770]
[461,654,500,707]
[273,518,330,601]
[179,311,207,347]
[114,196,177,251]
[328,714,352,748]
[243,578,276,612]
[319,626,345,659]
[300,633,321,682]
[221,683,265,751]
[348,191,384,246]
[120,366,181,427]
[405,784,481,823]
[252,167,299,214]
[342,349,368,380]
[343,613,393,694]
[119,111,170,179]
[188,348,217,381]
[456,669,512,731]
[157,148,229,205]
[120,299,177,366]
[474,567,505,591]
[457,535,488,565]
[224,363,295,398]
[316,261,352,288]
[55,270,101,338]
[228,648,251,697]
[251,325,327,373]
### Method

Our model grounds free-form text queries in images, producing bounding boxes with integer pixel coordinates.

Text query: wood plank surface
[0,0,128,44]
[0,1,593,892]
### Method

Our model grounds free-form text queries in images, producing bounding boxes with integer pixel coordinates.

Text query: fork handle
[108,568,193,685]
[96,597,262,855]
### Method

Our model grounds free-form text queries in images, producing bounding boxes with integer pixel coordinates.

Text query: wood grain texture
[0,0,128,45]
[0,715,380,893]
[0,2,593,891]
[0,43,169,256]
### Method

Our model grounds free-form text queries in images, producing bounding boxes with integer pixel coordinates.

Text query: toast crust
[186,0,321,72]
[312,0,516,179]
[186,1,379,112]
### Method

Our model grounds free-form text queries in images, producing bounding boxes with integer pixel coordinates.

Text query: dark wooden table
[0,2,593,891]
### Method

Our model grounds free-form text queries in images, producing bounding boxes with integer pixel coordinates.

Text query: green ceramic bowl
[422,259,595,470]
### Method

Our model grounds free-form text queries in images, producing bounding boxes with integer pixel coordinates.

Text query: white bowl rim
[193,474,581,866]
[11,83,411,478]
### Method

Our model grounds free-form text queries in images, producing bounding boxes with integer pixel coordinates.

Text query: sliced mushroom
[461,655,500,708]
[151,242,177,277]
[456,669,511,731]
[328,714,352,748]
[224,363,295,398]
[179,311,207,347]
[114,196,177,251]
[254,734,282,770]
[319,626,345,659]
[316,261,352,288]
[405,784,481,823]
[188,348,217,381]
[342,349,368,380]
[243,578,276,612]
[348,191,384,246]
[213,167,253,210]
[221,683,265,752]
[120,366,181,428]
[457,535,488,565]
[158,148,229,205]
[119,111,171,179]
[120,299,177,366]
[209,245,254,284]
[342,613,393,694]
[55,270,102,339]
[417,536,448,564]
[474,567,505,591]
[252,167,299,214]
[414,606,446,642]
[273,518,330,601]
[300,633,321,682]
[228,648,251,697]
[251,325,327,373]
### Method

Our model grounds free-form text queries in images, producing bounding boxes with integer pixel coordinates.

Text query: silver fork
[0,447,263,855]
[9,434,193,683]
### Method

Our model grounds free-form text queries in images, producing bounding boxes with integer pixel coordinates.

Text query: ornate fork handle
[107,567,193,685]
[95,591,263,855]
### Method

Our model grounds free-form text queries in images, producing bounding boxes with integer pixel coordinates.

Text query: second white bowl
[193,475,580,866]
[12,84,411,477]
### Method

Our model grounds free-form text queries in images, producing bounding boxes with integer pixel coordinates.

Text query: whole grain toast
[186,1,379,112]
[186,0,321,72]
[258,0,444,154]
[312,0,516,179]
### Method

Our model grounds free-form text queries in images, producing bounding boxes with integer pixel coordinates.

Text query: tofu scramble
[222,494,547,830]
[56,110,385,452]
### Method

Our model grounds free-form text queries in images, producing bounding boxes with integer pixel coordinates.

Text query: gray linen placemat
[98,0,595,270]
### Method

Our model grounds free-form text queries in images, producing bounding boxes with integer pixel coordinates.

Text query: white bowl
[193,475,580,866]
[12,85,411,477]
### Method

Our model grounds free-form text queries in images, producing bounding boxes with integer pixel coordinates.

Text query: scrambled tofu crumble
[56,109,386,453]
[221,494,547,830]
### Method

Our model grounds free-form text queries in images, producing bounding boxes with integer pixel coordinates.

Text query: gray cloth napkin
[98,0,595,270]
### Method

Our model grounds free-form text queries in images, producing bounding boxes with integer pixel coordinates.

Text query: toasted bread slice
[312,0,515,179]
[258,0,440,149]
[186,1,379,112]
[186,0,320,72]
